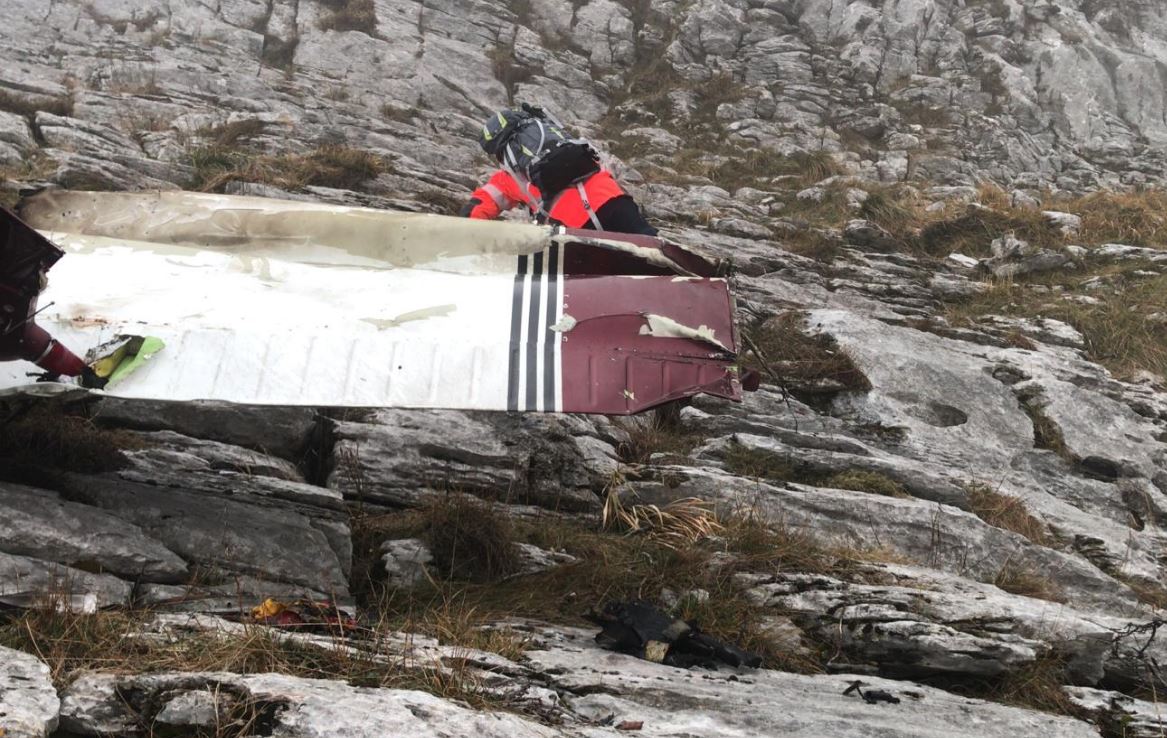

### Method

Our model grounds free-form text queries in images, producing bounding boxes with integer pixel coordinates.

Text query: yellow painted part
[90,339,134,379]
[251,597,286,619]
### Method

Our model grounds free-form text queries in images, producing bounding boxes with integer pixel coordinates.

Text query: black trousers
[584,195,659,236]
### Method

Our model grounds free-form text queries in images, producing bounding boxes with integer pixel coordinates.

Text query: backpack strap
[576,182,603,230]
[500,139,552,221]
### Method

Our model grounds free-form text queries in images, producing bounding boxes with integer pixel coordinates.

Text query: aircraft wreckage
[1,190,748,414]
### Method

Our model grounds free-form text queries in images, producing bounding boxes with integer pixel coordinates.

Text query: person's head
[478,109,522,162]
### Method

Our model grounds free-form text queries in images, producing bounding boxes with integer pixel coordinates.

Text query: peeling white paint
[549,315,577,332]
[548,233,694,275]
[639,314,731,352]
[361,304,457,329]
[25,190,557,272]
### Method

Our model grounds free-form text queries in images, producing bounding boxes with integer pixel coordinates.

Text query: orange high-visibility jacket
[468,169,624,228]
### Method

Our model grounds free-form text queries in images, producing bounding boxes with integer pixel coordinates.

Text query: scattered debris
[589,600,761,669]
[843,679,902,705]
[250,598,359,636]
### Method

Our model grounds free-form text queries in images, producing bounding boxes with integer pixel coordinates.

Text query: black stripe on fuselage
[506,254,528,411]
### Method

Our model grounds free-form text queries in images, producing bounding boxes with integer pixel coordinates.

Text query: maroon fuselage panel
[559,275,740,414]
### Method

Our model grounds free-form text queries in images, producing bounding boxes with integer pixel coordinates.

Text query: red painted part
[18,322,86,376]
[0,206,85,376]
[560,276,741,414]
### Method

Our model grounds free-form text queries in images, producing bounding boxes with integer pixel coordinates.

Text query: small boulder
[510,542,577,578]
[1010,190,1040,210]
[381,538,433,588]
[1043,211,1081,236]
[844,219,898,251]
[796,185,825,202]
[990,234,1034,259]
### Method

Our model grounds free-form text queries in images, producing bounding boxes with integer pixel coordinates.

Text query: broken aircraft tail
[1,190,745,414]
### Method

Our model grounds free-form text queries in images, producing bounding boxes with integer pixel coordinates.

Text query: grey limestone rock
[381,538,434,588]
[0,647,58,738]
[328,409,617,512]
[0,481,188,582]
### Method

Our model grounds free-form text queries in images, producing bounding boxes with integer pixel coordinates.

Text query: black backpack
[499,106,601,209]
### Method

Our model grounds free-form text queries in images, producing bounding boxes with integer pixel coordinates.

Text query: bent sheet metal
[2,190,743,414]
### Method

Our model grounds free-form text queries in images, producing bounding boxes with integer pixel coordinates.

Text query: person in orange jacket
[460,106,658,236]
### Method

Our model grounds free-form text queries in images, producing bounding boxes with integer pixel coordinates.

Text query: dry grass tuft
[189,144,385,193]
[744,311,871,400]
[720,446,912,501]
[993,559,1065,602]
[918,203,1059,257]
[988,655,1090,718]
[0,89,73,118]
[942,269,1167,381]
[602,491,725,548]
[423,593,531,661]
[1118,577,1167,611]
[1063,189,1167,246]
[317,0,377,33]
[199,118,268,148]
[821,470,909,498]
[0,405,139,482]
[0,154,57,207]
[0,603,503,712]
[614,408,702,464]
[423,494,519,582]
[721,443,801,481]
[1021,403,1071,459]
[966,484,1052,547]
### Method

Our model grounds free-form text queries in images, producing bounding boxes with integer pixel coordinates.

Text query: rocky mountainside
[3,0,1167,205]
[4,1,1167,737]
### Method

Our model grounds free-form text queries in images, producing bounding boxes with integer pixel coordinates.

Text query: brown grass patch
[743,311,871,400]
[601,491,724,548]
[986,655,1090,718]
[942,269,1167,380]
[0,405,139,482]
[423,494,519,582]
[821,470,909,498]
[0,604,503,712]
[1119,577,1167,611]
[966,484,1052,547]
[993,559,1065,602]
[918,204,1060,258]
[422,593,531,661]
[706,149,844,191]
[358,509,920,675]
[0,89,73,118]
[188,144,386,193]
[317,0,377,33]
[1062,189,1167,246]
[1021,403,1071,459]
[0,154,57,207]
[199,118,268,148]
[721,445,911,500]
[614,409,703,464]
